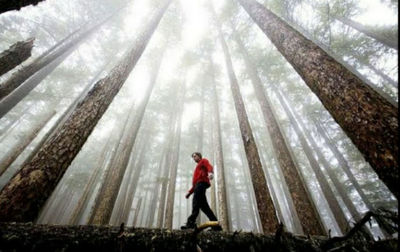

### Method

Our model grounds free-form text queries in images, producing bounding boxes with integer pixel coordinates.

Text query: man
[181,152,219,230]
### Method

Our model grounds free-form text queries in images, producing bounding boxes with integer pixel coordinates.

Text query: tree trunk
[164,82,185,229]
[89,43,165,226]
[232,28,325,235]
[272,86,350,234]
[19,62,110,171]
[0,0,45,14]
[0,110,55,176]
[209,57,229,231]
[132,197,142,226]
[68,122,118,225]
[364,61,397,88]
[313,119,375,212]
[238,0,398,199]
[110,139,148,226]
[0,6,124,117]
[0,0,171,222]
[0,38,34,76]
[283,16,397,107]
[213,8,279,234]
[334,16,398,50]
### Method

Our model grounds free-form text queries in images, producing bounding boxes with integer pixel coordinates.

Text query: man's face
[192,154,201,163]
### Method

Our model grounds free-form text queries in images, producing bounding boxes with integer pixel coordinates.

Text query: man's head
[191,152,202,163]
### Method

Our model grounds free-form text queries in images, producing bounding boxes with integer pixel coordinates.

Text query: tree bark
[334,16,398,50]
[89,43,166,225]
[68,122,118,225]
[0,0,45,14]
[0,38,34,76]
[238,0,398,199]
[0,110,55,176]
[0,0,172,222]
[213,7,279,234]
[209,57,229,231]
[232,28,325,235]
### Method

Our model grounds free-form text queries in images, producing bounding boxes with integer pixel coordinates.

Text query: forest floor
[0,222,397,252]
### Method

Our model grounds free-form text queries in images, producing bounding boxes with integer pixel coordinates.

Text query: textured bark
[0,0,45,14]
[0,38,34,76]
[273,87,350,234]
[334,16,398,50]
[90,44,165,226]
[238,0,399,199]
[213,9,279,234]
[0,110,55,176]
[209,58,229,231]
[232,30,325,235]
[164,83,185,229]
[284,18,397,107]
[0,7,123,117]
[0,0,171,222]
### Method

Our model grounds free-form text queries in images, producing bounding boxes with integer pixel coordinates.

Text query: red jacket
[188,158,213,194]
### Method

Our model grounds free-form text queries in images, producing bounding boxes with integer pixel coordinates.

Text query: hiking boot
[180,222,196,230]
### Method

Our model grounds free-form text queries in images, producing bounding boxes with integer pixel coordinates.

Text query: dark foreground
[0,222,397,252]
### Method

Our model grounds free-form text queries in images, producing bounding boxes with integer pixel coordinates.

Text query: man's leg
[182,184,201,229]
[197,183,218,221]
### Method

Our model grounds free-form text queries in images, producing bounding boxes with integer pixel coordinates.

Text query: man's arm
[204,159,214,180]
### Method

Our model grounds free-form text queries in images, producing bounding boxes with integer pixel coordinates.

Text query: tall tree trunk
[164,82,185,229]
[364,61,397,88]
[282,15,397,107]
[0,0,45,14]
[156,108,179,228]
[0,110,55,176]
[313,119,375,212]
[110,138,148,226]
[0,38,34,76]
[0,0,172,222]
[209,58,229,231]
[132,197,142,226]
[89,44,166,226]
[232,28,325,235]
[238,0,398,199]
[272,86,350,234]
[19,62,110,171]
[68,122,118,225]
[146,150,166,228]
[213,8,279,234]
[334,16,398,50]
[0,6,125,117]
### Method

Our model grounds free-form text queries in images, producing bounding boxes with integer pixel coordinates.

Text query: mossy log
[0,222,397,252]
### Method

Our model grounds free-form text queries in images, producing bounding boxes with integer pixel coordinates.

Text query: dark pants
[187,182,217,224]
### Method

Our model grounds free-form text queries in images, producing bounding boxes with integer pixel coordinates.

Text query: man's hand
[208,172,214,180]
[185,192,192,199]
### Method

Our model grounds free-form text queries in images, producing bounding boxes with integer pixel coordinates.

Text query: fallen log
[0,222,397,252]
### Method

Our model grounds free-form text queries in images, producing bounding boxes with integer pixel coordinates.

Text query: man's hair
[191,152,202,159]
